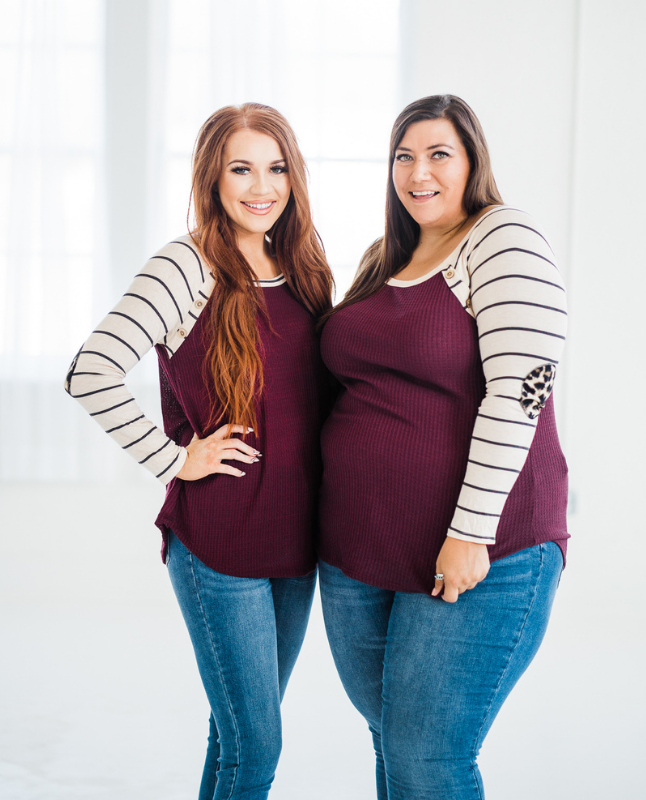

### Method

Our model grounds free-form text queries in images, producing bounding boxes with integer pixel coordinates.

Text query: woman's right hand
[176,425,260,481]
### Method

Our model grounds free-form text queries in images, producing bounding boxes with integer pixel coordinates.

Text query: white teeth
[243,201,273,209]
[411,191,438,197]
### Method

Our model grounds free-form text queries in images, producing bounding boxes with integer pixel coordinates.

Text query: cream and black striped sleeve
[447,208,568,544]
[64,238,206,484]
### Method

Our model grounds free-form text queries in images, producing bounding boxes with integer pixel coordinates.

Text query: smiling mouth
[241,201,276,212]
[410,191,439,198]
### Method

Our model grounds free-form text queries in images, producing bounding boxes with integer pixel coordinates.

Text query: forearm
[66,340,187,482]
[448,210,567,544]
[64,240,203,483]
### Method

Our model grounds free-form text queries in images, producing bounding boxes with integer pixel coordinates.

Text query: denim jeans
[319,542,562,800]
[166,531,316,800]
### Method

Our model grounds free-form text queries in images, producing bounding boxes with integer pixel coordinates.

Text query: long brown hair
[190,103,333,434]
[326,94,503,321]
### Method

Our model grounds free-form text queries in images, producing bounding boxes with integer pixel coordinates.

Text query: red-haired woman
[317,95,568,799]
[66,103,333,800]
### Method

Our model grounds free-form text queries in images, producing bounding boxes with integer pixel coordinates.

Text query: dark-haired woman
[318,95,568,799]
[66,103,333,800]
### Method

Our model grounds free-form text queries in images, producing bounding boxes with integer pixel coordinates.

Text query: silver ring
[434,573,444,581]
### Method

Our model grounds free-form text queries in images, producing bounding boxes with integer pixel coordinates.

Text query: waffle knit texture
[156,282,324,577]
[318,207,569,595]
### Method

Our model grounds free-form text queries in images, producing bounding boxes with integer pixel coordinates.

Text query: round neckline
[387,205,502,288]
[256,273,286,287]
[388,262,447,287]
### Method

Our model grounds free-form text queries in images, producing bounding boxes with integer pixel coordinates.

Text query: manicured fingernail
[239,472,246,476]
[253,450,261,455]
[251,458,259,463]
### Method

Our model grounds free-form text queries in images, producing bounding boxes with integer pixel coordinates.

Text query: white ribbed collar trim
[256,274,286,287]
[387,262,446,287]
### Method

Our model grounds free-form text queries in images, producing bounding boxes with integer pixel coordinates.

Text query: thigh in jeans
[166,531,285,800]
[382,542,563,800]
[318,560,394,729]
[318,561,394,800]
[271,571,318,700]
[198,571,317,800]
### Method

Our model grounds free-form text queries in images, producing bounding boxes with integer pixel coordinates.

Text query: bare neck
[236,231,280,281]
[393,208,494,282]
[415,216,470,261]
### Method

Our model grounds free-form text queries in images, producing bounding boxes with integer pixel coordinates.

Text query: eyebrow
[396,143,456,152]
[226,158,287,166]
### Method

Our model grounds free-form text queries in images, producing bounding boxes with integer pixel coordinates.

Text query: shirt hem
[319,532,569,594]
[157,517,317,578]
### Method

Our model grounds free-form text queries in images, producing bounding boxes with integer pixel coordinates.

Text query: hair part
[324,94,503,323]
[190,102,333,434]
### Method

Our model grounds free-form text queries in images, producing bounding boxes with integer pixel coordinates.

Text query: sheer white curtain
[148,0,401,297]
[0,0,111,481]
[1,0,400,483]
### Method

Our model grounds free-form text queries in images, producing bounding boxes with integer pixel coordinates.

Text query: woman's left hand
[432,538,490,603]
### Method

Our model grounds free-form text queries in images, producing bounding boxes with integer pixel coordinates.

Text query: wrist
[446,531,493,547]
[171,447,190,482]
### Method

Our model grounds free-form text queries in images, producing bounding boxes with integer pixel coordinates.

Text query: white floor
[1,482,644,799]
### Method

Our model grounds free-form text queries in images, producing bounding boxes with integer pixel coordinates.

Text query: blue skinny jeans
[319,541,562,800]
[166,531,316,800]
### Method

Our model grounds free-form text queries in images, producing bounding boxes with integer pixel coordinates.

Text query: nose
[410,158,432,183]
[251,170,271,196]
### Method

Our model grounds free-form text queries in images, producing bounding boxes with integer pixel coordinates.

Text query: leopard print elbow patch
[520,364,556,419]
[64,347,82,394]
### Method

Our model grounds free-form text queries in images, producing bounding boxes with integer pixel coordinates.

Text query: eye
[231,166,250,175]
[395,153,413,162]
[270,165,288,174]
[431,151,450,159]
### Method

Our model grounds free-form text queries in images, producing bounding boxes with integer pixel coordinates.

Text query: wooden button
[445,269,455,279]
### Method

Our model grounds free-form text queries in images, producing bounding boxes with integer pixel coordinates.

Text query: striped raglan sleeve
[446,208,568,544]
[64,239,204,484]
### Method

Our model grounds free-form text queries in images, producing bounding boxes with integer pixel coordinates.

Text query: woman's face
[217,129,291,240]
[392,117,470,231]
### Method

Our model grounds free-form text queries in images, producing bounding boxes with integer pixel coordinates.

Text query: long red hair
[190,103,333,434]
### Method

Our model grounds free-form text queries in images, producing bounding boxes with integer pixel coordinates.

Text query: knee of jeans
[383,728,476,793]
[386,754,477,796]
[229,726,283,775]
[382,722,422,774]
[382,716,469,775]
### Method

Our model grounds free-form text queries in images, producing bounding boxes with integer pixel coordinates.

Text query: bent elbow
[64,347,82,395]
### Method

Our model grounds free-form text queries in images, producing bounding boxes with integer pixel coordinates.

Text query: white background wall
[2,1,645,798]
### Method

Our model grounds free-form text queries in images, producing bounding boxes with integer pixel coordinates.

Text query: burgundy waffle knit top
[155,280,324,578]
[318,273,569,595]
